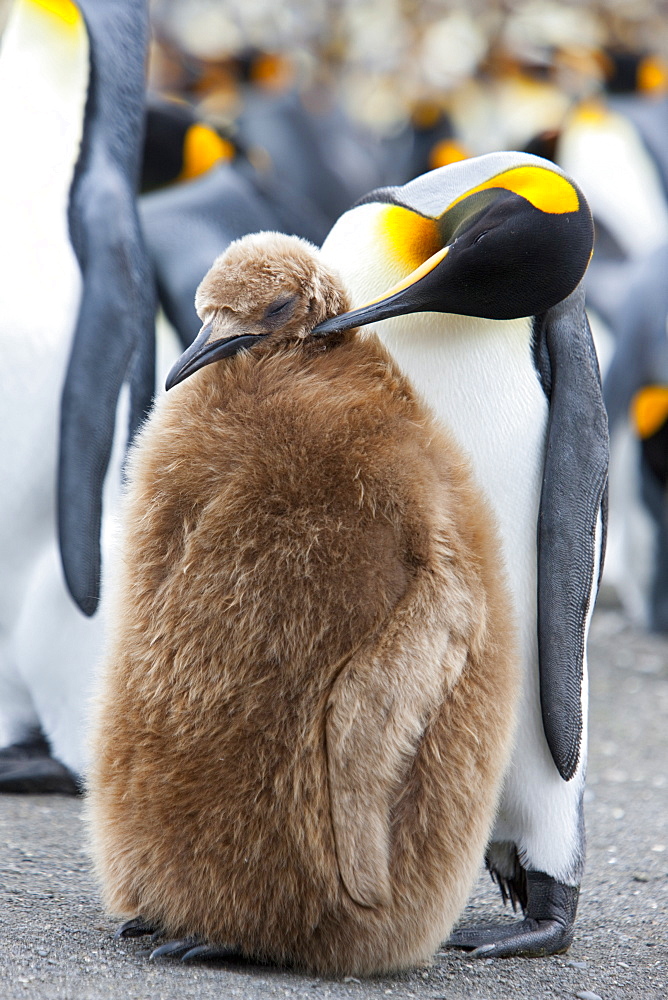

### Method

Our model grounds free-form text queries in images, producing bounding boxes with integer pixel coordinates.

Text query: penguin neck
[363,310,544,457]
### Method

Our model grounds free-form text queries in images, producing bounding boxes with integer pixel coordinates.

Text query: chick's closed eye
[264,296,297,323]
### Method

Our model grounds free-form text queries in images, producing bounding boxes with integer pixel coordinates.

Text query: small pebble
[633,872,650,882]
[575,992,602,1000]
[566,960,588,969]
[343,977,360,984]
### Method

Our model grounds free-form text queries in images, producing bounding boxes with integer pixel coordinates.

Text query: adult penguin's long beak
[313,246,452,336]
[314,152,594,336]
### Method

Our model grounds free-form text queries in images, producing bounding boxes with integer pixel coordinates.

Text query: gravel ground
[0,607,666,1000]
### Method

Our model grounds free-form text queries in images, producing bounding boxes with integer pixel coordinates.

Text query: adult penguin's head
[314,151,593,335]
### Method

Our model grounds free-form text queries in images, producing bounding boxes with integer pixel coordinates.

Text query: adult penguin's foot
[447,871,579,958]
[0,731,80,794]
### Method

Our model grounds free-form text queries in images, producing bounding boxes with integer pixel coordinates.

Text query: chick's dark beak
[165,323,268,390]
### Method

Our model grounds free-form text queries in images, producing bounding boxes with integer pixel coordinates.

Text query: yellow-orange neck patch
[379,204,442,273]
[28,0,80,27]
[452,165,579,216]
[571,99,609,127]
[631,385,668,439]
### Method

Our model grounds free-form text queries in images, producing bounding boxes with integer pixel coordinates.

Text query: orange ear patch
[631,385,668,438]
[378,204,442,273]
[638,55,668,96]
[178,124,234,182]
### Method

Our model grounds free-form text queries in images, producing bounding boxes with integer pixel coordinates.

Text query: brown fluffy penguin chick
[86,231,519,977]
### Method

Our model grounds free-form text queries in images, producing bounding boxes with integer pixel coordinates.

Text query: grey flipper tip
[77,593,99,618]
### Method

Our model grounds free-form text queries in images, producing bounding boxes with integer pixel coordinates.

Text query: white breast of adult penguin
[320,206,548,639]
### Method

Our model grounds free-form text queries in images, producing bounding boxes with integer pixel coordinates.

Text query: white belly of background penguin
[0,0,89,783]
[0,0,154,790]
[318,150,609,957]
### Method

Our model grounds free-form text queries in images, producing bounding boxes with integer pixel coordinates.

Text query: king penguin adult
[0,0,154,789]
[316,151,609,958]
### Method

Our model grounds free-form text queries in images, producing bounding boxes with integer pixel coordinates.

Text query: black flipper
[532,284,609,780]
[447,872,579,958]
[59,0,155,617]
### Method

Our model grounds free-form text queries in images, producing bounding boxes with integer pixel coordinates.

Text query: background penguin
[0,0,154,790]
[521,93,668,622]
[630,386,668,631]
[87,232,519,977]
[602,244,668,630]
[316,151,608,957]
[140,93,236,193]
[236,85,404,226]
[557,97,668,327]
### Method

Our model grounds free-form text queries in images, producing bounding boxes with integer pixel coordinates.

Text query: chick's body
[88,235,518,976]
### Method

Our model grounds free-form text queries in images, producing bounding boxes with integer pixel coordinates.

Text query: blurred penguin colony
[0,0,664,786]
[141,0,668,632]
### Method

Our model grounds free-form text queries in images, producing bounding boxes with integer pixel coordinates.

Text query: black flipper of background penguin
[533,285,609,781]
[59,0,155,616]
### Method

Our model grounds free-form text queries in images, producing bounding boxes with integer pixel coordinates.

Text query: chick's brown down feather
[87,233,519,976]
